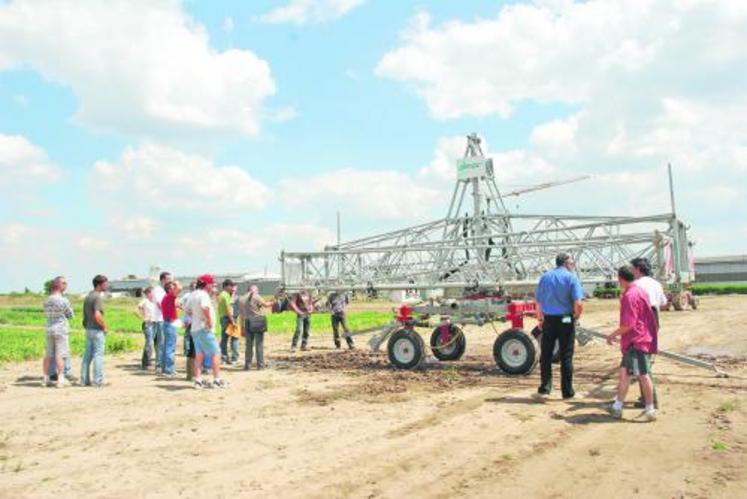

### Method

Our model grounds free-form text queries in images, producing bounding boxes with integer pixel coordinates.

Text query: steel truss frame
[281,134,693,292]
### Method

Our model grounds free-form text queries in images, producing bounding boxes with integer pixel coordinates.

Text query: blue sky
[1,0,746,292]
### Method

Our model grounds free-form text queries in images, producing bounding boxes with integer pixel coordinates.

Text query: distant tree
[43,279,54,295]
[24,287,31,294]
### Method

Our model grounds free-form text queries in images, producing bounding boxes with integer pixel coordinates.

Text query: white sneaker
[212,379,227,389]
[606,403,623,419]
[56,378,68,388]
[642,410,657,422]
[193,379,204,390]
[42,376,50,387]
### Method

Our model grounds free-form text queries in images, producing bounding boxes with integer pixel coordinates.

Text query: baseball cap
[197,274,215,285]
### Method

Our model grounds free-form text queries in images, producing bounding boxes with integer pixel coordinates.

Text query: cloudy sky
[1,0,746,292]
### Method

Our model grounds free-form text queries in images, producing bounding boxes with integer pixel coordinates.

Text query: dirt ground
[1,296,746,499]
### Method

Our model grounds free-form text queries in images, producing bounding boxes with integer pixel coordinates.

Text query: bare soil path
[1,296,746,498]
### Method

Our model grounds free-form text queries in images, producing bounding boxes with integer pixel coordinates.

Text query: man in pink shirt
[606,266,658,421]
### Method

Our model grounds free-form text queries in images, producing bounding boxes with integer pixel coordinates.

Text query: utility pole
[668,162,677,217]
[336,210,341,246]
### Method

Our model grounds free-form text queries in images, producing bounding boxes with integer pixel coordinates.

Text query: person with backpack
[239,285,272,370]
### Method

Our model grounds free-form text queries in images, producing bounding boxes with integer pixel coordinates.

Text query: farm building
[109,274,281,297]
[694,255,747,283]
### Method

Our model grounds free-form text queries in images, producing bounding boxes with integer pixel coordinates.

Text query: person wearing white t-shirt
[630,257,665,409]
[630,258,667,332]
[190,274,225,389]
[136,286,158,370]
[151,271,172,372]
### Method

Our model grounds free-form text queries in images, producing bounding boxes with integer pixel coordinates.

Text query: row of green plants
[691,283,747,295]
[0,305,393,335]
[0,329,137,365]
[0,295,394,364]
[592,282,747,298]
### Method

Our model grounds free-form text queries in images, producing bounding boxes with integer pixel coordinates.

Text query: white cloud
[530,114,579,158]
[0,0,276,138]
[93,143,271,213]
[271,106,300,123]
[690,185,740,204]
[179,223,336,256]
[78,236,110,252]
[280,167,442,220]
[113,216,157,240]
[0,223,31,245]
[223,16,235,33]
[417,136,469,182]
[418,135,556,189]
[0,133,62,183]
[12,94,28,106]
[258,0,365,25]
[377,1,747,121]
[377,1,747,256]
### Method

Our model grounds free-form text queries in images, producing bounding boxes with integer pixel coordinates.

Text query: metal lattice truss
[281,134,693,292]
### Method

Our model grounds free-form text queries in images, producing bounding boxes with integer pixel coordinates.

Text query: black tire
[688,292,699,310]
[493,329,537,375]
[387,329,425,369]
[529,326,560,363]
[430,325,466,361]
[672,292,687,311]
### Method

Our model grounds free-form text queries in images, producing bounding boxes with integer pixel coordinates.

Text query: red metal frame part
[506,301,537,329]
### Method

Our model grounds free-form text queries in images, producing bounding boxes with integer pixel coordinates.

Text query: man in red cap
[188,274,226,389]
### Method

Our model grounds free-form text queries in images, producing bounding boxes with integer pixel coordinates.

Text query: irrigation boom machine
[280,134,697,373]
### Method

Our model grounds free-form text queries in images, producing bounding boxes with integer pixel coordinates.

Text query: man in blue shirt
[535,253,585,398]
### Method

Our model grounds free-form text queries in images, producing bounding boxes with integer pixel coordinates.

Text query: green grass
[717,400,739,413]
[691,283,747,296]
[0,329,138,365]
[266,311,392,335]
[711,439,729,451]
[0,295,394,364]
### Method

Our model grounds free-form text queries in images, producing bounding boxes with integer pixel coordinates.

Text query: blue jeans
[162,322,178,374]
[219,316,239,362]
[292,315,311,348]
[141,322,155,369]
[81,329,106,386]
[154,321,164,368]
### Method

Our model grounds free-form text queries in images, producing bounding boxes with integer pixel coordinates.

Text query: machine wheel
[672,292,688,311]
[530,326,560,363]
[430,325,466,361]
[688,292,699,310]
[387,329,425,369]
[493,329,537,375]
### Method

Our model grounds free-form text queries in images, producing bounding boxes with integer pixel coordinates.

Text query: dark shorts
[620,348,652,376]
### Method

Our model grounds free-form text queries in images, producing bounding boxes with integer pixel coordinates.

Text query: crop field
[692,282,747,295]
[0,294,393,364]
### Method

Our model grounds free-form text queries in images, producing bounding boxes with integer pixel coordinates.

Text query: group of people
[41,271,357,390]
[535,253,665,421]
[41,256,666,409]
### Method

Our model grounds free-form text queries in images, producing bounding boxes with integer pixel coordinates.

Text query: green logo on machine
[457,158,493,180]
